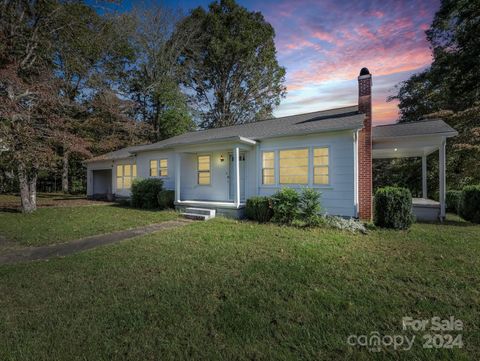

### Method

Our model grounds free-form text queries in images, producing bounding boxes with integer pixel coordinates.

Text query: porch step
[181,207,216,221]
[184,207,216,217]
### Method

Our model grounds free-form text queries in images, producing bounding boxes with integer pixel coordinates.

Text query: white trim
[175,153,181,203]
[176,200,245,209]
[422,155,428,199]
[353,130,359,217]
[439,138,446,220]
[234,147,241,207]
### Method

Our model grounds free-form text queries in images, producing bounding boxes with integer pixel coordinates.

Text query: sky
[115,0,440,125]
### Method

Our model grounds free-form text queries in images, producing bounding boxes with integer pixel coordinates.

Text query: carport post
[439,139,446,220]
[422,155,427,199]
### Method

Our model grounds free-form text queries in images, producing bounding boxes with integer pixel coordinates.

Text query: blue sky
[100,0,440,124]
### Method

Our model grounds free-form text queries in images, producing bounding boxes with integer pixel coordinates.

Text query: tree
[128,6,194,140]
[0,0,65,212]
[52,2,134,192]
[386,0,480,191]
[175,0,286,128]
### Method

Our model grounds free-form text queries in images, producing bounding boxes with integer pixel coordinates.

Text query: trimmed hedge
[374,186,414,229]
[459,185,480,223]
[131,178,163,209]
[446,190,461,214]
[271,188,300,225]
[157,190,175,210]
[246,196,273,223]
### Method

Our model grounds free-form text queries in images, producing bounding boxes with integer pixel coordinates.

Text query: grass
[0,215,479,360]
[0,205,178,246]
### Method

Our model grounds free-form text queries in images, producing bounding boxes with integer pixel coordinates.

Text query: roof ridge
[373,119,443,128]
[151,104,360,143]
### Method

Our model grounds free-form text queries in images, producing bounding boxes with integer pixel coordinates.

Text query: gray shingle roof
[85,146,138,163]
[373,119,458,139]
[129,105,363,153]
[86,106,366,163]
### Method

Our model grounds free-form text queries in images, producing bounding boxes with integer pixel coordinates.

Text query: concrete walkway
[0,219,192,265]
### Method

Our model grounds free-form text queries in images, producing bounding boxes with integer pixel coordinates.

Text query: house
[86,68,457,221]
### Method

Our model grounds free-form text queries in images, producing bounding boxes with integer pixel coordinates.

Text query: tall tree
[0,0,65,212]
[175,0,286,129]
[128,6,194,140]
[52,2,134,192]
[386,0,480,191]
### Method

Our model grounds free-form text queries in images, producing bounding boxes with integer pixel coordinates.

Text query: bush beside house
[459,185,480,223]
[157,190,175,210]
[373,186,414,230]
[246,196,273,223]
[446,190,461,214]
[131,179,164,209]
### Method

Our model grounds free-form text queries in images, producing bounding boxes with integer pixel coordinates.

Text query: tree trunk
[62,150,69,193]
[18,163,36,213]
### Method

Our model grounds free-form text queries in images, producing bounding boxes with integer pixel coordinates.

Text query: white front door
[228,152,245,201]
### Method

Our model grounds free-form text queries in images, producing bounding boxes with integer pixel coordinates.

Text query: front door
[228,152,246,201]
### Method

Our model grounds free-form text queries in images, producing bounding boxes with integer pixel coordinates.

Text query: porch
[173,137,255,218]
[372,120,458,221]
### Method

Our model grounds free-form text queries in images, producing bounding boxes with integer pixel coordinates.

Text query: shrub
[459,185,480,223]
[298,188,322,227]
[446,190,461,214]
[374,186,414,229]
[158,190,175,210]
[324,216,367,234]
[246,196,273,223]
[271,187,300,225]
[131,178,164,209]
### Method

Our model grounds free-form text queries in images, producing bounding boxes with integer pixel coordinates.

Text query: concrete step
[181,212,213,221]
[184,207,216,217]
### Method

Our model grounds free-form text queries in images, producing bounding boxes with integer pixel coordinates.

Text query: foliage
[324,216,367,234]
[131,178,164,209]
[446,190,461,214]
[388,0,480,191]
[459,185,480,223]
[157,190,175,210]
[128,7,194,140]
[271,188,300,225]
[298,188,322,227]
[175,0,286,128]
[374,187,414,230]
[245,196,273,223]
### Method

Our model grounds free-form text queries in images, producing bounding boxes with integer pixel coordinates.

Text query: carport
[372,119,458,221]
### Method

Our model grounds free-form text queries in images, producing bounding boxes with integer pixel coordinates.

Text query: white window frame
[116,163,137,190]
[261,151,275,185]
[197,154,211,186]
[313,147,330,186]
[279,148,309,185]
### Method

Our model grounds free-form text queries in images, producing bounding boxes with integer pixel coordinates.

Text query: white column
[439,139,446,220]
[234,147,240,207]
[175,153,181,203]
[422,155,428,199]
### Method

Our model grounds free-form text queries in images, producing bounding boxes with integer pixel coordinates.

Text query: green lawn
[0,216,479,360]
[0,205,178,246]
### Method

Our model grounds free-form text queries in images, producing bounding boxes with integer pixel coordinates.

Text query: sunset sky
[120,0,440,125]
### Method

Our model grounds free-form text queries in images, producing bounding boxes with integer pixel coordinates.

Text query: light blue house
[86,69,457,220]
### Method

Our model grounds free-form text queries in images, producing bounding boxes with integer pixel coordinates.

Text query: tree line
[375,0,479,197]
[0,0,286,212]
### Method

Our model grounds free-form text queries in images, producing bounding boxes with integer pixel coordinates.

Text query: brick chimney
[357,67,372,220]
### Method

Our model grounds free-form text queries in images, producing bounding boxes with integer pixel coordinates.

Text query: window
[116,164,136,190]
[262,151,275,185]
[150,159,168,177]
[313,147,329,185]
[150,160,157,177]
[159,159,168,176]
[279,149,308,184]
[197,155,210,185]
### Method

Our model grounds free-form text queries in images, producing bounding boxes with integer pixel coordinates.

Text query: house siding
[86,130,357,217]
[256,131,356,217]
